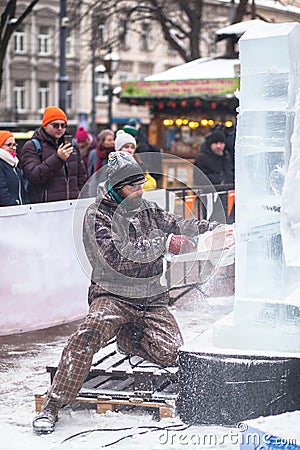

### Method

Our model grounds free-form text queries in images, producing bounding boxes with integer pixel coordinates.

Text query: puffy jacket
[83,187,214,307]
[20,127,87,203]
[193,142,234,187]
[0,158,28,206]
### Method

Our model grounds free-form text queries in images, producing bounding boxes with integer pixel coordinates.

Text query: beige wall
[1,0,300,131]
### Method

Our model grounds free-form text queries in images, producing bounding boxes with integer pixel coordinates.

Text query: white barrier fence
[0,199,92,335]
[0,190,174,336]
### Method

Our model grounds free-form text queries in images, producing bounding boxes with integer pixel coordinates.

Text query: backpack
[23,138,42,193]
[31,138,42,154]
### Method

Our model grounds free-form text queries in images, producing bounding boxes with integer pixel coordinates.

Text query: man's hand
[166,234,196,255]
[57,142,73,162]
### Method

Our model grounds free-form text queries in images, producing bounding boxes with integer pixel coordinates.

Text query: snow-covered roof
[217,0,300,15]
[144,57,240,82]
[216,19,268,38]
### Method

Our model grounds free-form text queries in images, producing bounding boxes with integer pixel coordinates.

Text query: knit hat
[0,130,14,148]
[76,126,89,142]
[115,130,136,151]
[98,129,114,144]
[207,130,226,146]
[123,119,139,136]
[107,151,144,190]
[42,106,67,127]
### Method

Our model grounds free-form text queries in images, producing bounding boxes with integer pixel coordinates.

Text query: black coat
[135,131,163,182]
[193,142,234,187]
[0,159,29,206]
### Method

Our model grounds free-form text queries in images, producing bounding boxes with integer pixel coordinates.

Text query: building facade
[1,0,300,135]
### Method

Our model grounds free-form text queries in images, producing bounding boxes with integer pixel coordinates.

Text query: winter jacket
[193,142,234,187]
[20,127,87,203]
[76,132,98,177]
[83,185,214,307]
[87,149,98,178]
[135,131,163,183]
[0,149,29,206]
[143,172,157,190]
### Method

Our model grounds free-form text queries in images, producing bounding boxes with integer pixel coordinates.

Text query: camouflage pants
[47,296,183,407]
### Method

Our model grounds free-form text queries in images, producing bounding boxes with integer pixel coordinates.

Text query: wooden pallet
[35,340,178,420]
[35,392,175,419]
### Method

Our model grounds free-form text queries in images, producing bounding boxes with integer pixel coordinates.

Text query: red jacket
[20,127,87,203]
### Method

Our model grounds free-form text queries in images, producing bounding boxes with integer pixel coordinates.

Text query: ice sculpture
[177,22,300,427]
[213,22,300,352]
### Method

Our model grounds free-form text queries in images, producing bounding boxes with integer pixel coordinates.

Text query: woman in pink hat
[75,126,98,177]
[0,130,29,206]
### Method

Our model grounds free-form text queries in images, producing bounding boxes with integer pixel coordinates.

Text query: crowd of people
[0,105,235,208]
[0,106,165,207]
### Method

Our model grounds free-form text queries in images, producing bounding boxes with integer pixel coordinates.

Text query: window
[14,26,26,53]
[14,80,26,112]
[66,30,73,57]
[93,15,108,45]
[119,18,127,49]
[38,26,50,55]
[140,22,151,51]
[66,81,73,110]
[95,72,107,100]
[38,81,49,111]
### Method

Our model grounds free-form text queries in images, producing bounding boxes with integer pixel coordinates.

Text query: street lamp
[103,50,120,129]
[59,0,68,111]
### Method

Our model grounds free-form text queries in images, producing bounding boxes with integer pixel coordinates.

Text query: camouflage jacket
[83,189,213,307]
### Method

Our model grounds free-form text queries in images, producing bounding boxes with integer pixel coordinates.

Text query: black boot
[32,397,59,434]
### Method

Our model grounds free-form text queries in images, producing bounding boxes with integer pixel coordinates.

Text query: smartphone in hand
[63,134,73,145]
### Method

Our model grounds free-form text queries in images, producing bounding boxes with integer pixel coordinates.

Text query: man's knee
[149,339,182,367]
[155,348,179,367]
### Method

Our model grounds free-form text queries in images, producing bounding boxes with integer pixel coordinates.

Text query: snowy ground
[0,290,299,450]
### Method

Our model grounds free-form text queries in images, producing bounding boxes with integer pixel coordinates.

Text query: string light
[188,121,199,128]
[162,117,233,128]
[162,119,174,126]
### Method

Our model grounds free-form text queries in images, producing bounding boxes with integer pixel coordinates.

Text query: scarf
[96,143,115,171]
[0,148,19,167]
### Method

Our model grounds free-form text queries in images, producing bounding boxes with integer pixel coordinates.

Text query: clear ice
[213,22,300,352]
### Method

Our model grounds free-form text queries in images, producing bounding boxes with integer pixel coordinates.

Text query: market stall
[120,56,239,187]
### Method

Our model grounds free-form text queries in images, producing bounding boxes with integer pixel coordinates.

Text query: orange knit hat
[42,106,67,127]
[0,130,14,148]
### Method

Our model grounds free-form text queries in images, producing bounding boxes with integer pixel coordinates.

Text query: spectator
[20,106,87,203]
[0,131,29,206]
[96,129,115,172]
[212,122,236,164]
[32,151,229,434]
[123,119,163,188]
[75,126,98,177]
[87,129,115,196]
[115,130,156,190]
[193,130,234,187]
[193,130,234,223]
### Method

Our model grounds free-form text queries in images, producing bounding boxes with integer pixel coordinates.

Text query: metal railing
[163,184,235,304]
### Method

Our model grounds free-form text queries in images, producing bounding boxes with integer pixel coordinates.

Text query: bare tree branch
[0,0,41,94]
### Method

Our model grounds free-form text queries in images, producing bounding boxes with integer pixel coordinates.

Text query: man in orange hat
[20,106,87,203]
